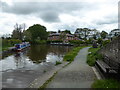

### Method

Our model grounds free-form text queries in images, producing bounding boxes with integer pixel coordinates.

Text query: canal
[0,45,73,88]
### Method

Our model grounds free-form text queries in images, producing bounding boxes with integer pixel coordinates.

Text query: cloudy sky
[0,0,119,36]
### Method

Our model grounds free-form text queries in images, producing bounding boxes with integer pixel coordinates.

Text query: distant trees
[62,30,71,34]
[75,28,90,39]
[12,23,22,40]
[12,23,26,41]
[11,23,48,44]
[75,28,100,40]
[58,30,71,34]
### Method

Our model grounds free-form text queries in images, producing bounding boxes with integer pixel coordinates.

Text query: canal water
[0,45,73,72]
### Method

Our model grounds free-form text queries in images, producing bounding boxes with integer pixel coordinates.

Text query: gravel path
[46,47,96,88]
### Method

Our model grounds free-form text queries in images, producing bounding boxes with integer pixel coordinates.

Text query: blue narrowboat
[15,42,30,51]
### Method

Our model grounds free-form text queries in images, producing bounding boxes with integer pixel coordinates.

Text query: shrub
[97,38,103,44]
[2,39,22,47]
[87,47,101,66]
[1,39,22,51]
[69,40,84,45]
[102,40,110,46]
[55,61,62,65]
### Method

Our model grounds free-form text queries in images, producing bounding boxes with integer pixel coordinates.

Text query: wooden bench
[95,60,120,73]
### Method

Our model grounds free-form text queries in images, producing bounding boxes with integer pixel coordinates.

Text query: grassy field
[86,47,102,66]
[92,79,120,88]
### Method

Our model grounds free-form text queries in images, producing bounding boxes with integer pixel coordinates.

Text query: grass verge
[39,72,57,89]
[87,47,102,66]
[1,46,9,51]
[92,79,120,88]
[63,46,86,62]
[55,61,62,65]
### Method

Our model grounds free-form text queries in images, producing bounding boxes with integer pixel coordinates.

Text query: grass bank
[63,46,87,62]
[87,47,102,66]
[1,39,22,51]
[87,47,120,88]
[92,79,120,88]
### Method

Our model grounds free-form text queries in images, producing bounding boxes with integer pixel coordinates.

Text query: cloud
[1,2,100,23]
[94,15,118,25]
[0,0,119,35]
[38,11,60,22]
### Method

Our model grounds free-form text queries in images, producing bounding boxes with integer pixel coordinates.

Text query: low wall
[98,36,120,66]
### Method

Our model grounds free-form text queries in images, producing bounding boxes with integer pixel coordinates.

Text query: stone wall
[98,36,120,67]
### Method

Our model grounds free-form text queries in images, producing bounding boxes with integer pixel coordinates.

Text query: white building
[109,29,120,38]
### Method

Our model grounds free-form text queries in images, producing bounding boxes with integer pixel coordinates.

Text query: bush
[1,39,22,51]
[69,40,84,45]
[87,47,101,66]
[102,40,110,46]
[84,39,93,44]
[8,39,22,46]
[2,39,22,47]
[55,61,62,65]
[47,40,63,44]
[97,38,103,44]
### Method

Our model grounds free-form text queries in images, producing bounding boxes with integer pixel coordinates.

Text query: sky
[0,0,119,36]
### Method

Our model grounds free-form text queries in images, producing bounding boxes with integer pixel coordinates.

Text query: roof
[48,33,74,37]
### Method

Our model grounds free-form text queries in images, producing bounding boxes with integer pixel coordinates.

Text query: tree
[92,30,100,40]
[100,31,108,39]
[26,24,48,41]
[23,30,31,41]
[12,23,23,40]
[58,30,61,33]
[62,30,71,34]
[75,28,91,39]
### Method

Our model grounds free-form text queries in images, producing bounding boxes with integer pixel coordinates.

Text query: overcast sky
[0,0,119,36]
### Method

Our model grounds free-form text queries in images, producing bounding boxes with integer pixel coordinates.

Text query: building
[48,33,79,42]
[109,29,120,38]
[48,33,61,41]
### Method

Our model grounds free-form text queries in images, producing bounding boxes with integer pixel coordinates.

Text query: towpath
[46,47,96,88]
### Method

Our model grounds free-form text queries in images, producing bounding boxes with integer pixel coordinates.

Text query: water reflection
[27,45,48,63]
[0,45,73,71]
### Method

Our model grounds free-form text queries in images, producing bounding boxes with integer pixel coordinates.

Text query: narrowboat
[15,42,30,51]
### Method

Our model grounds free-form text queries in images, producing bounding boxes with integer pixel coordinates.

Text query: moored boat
[15,42,30,51]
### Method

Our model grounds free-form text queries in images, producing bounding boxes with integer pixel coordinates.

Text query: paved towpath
[46,47,96,88]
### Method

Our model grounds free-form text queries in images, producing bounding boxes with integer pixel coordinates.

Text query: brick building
[48,33,79,42]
